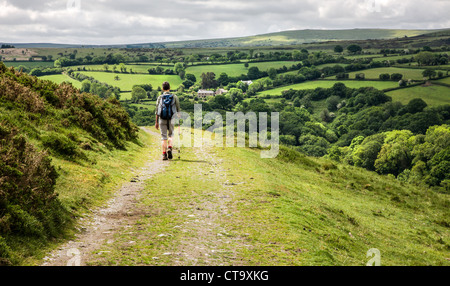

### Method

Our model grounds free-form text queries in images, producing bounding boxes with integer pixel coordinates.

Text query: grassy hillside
[75,71,183,92]
[89,129,450,266]
[0,62,148,265]
[159,29,446,48]
[386,84,450,106]
[257,80,399,96]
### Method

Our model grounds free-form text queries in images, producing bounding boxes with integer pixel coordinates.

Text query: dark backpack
[159,94,174,120]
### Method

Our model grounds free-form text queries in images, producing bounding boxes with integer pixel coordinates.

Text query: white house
[240,80,253,86]
[197,89,215,99]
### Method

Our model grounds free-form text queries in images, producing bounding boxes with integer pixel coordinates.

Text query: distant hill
[2,28,449,49]
[158,28,449,48]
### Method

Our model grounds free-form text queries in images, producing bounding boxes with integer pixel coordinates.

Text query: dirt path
[42,127,167,266]
[169,141,240,266]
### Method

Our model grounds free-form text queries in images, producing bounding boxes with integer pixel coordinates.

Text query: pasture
[332,67,444,80]
[386,84,450,106]
[39,74,83,89]
[185,61,302,79]
[76,71,183,92]
[257,80,399,96]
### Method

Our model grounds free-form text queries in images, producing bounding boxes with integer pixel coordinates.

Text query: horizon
[2,27,448,47]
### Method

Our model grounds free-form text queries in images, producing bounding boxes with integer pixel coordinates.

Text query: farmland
[257,80,400,96]
[341,67,447,80]
[39,74,83,89]
[75,71,183,92]
[386,84,450,106]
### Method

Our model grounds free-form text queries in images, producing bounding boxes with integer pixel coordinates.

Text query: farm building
[215,88,228,95]
[197,89,215,98]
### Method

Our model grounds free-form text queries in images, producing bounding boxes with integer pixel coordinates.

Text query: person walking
[155,81,181,161]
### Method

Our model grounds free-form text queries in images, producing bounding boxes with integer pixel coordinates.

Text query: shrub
[379,73,390,81]
[41,132,78,157]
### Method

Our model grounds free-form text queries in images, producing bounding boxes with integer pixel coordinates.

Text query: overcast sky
[0,0,449,45]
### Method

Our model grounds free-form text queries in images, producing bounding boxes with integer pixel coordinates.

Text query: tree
[185,73,196,82]
[247,66,261,80]
[379,73,390,80]
[415,51,435,66]
[352,134,385,171]
[390,73,403,81]
[320,109,332,122]
[374,130,414,176]
[268,68,277,80]
[334,45,344,53]
[182,79,194,89]
[174,62,185,75]
[347,44,362,54]
[406,98,427,114]
[119,63,127,73]
[217,72,230,86]
[200,72,217,89]
[131,86,147,103]
[227,88,244,105]
[422,69,436,79]
[81,80,91,93]
[326,96,341,112]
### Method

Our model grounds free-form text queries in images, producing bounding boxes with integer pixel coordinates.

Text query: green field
[386,84,450,106]
[71,63,173,74]
[258,80,399,95]
[185,61,302,79]
[77,71,183,91]
[39,74,82,89]
[436,77,450,85]
[3,61,55,70]
[333,67,444,80]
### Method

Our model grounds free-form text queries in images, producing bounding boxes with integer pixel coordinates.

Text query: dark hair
[162,81,170,91]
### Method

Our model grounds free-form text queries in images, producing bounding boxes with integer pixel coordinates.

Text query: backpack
[158,94,175,120]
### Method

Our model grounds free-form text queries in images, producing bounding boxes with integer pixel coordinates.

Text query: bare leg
[168,137,173,148]
[161,140,167,153]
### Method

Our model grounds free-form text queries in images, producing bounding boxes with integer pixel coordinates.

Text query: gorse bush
[0,62,140,264]
[0,62,139,150]
[41,132,78,157]
[0,120,71,265]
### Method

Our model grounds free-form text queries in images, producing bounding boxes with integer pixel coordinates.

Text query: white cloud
[0,0,448,44]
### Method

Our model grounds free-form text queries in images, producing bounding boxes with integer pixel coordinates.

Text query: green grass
[38,74,83,89]
[22,129,156,265]
[76,71,183,91]
[258,80,399,96]
[436,77,450,85]
[185,61,302,80]
[3,61,55,70]
[386,84,450,106]
[87,130,450,266]
[340,67,446,81]
[71,63,173,74]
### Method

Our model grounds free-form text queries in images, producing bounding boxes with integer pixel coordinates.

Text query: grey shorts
[159,118,174,140]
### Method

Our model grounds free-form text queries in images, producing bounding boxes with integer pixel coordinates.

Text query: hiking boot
[162,153,168,161]
[167,147,173,160]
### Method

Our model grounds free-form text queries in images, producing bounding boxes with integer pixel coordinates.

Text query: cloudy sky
[0,0,449,45]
